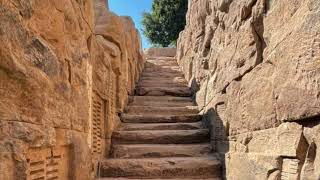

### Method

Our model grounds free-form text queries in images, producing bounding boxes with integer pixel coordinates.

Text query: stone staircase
[98,57,222,179]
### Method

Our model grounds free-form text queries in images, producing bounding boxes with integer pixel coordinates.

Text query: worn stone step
[146,58,176,61]
[141,69,183,74]
[142,71,183,76]
[143,68,181,74]
[144,65,181,69]
[99,157,221,178]
[142,69,183,74]
[138,77,187,85]
[137,83,187,88]
[111,144,213,158]
[98,178,221,180]
[144,65,180,69]
[140,76,186,81]
[129,96,193,102]
[145,63,179,68]
[137,78,187,87]
[137,81,187,87]
[119,122,204,131]
[135,86,191,97]
[121,114,202,123]
[129,100,193,107]
[124,106,198,115]
[140,72,185,78]
[112,129,209,144]
[146,59,178,64]
[129,96,193,107]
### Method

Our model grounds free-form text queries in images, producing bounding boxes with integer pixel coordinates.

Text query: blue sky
[109,0,152,49]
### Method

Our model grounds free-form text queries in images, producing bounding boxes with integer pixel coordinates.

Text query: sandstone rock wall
[0,0,144,179]
[176,0,320,179]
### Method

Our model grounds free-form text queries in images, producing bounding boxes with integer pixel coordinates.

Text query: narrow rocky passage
[97,56,222,179]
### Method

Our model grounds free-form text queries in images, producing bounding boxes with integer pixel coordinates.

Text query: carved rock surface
[176,0,320,179]
[0,0,144,179]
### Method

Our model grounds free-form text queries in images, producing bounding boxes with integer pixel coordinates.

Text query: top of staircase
[144,47,176,58]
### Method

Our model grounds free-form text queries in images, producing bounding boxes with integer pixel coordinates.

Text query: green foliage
[142,0,188,47]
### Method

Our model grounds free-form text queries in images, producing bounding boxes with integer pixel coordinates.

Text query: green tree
[142,0,188,47]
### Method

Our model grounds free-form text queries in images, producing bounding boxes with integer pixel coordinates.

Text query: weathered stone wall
[176,0,320,179]
[0,0,144,179]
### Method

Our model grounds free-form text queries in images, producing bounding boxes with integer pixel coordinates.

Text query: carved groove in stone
[27,147,68,180]
[92,92,104,155]
[281,158,300,180]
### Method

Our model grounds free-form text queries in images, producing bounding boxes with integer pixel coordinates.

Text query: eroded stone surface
[112,129,210,144]
[0,0,144,179]
[100,157,221,178]
[176,0,320,179]
[111,144,212,158]
[124,106,199,115]
[119,122,204,131]
[121,114,202,123]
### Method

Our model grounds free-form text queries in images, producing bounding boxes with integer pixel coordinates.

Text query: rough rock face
[0,0,144,179]
[176,0,320,179]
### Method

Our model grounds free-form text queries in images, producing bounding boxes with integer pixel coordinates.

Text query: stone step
[121,114,202,123]
[146,59,178,64]
[144,64,179,68]
[142,71,183,76]
[129,100,193,107]
[112,129,209,144]
[146,59,177,63]
[129,96,193,107]
[129,96,193,102]
[99,157,221,178]
[141,70,183,74]
[140,72,185,78]
[139,76,187,82]
[135,86,191,97]
[144,64,180,69]
[146,58,176,61]
[143,68,182,74]
[97,178,221,180]
[144,65,181,69]
[111,144,213,158]
[137,81,187,87]
[138,78,187,85]
[119,122,204,131]
[124,106,198,115]
[137,82,187,88]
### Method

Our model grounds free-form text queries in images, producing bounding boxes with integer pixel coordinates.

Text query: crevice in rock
[221,82,229,94]
[301,141,317,179]
[188,60,193,81]
[72,0,94,33]
[235,66,254,82]
[251,22,266,66]
[264,0,272,14]
[295,115,320,127]
[240,0,258,21]
[98,34,122,54]
[86,34,93,53]
[218,0,232,13]
[267,169,280,179]
[65,59,72,84]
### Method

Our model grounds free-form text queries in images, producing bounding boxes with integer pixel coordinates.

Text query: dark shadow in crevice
[202,106,230,179]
